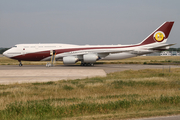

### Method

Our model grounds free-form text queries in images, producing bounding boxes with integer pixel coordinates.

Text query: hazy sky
[0,0,180,47]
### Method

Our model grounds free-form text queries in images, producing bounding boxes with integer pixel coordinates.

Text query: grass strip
[1,95,180,120]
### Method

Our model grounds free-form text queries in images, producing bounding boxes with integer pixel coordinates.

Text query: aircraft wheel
[19,63,23,67]
[46,63,52,67]
[81,63,94,66]
[18,60,23,67]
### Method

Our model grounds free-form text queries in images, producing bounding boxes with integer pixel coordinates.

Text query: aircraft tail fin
[139,21,174,45]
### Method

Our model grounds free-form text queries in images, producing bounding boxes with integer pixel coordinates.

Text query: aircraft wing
[56,49,133,59]
[95,49,133,54]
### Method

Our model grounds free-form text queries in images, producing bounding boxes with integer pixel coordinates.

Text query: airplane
[3,21,175,67]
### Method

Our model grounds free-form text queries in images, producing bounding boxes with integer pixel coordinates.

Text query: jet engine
[83,54,99,63]
[63,56,79,65]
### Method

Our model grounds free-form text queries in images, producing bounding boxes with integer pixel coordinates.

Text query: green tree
[0,48,9,54]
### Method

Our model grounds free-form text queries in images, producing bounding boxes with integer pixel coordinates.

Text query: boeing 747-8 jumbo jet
[3,21,175,66]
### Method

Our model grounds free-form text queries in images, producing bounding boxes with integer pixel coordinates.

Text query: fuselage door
[21,48,26,55]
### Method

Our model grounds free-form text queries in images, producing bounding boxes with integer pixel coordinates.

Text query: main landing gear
[80,62,94,66]
[18,60,23,67]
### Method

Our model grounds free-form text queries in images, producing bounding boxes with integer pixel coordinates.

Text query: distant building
[146,52,161,56]
[160,51,172,56]
[146,51,180,56]
[171,51,178,56]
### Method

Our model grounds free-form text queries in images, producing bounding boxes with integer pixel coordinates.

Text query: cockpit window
[12,46,17,48]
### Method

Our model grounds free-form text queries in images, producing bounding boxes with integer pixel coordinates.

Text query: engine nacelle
[83,54,99,63]
[63,56,79,65]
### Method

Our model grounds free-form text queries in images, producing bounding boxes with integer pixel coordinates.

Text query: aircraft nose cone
[3,51,8,57]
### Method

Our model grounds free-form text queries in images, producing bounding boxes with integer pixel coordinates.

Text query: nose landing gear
[18,60,23,67]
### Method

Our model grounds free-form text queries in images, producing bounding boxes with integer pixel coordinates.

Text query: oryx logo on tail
[154,31,165,42]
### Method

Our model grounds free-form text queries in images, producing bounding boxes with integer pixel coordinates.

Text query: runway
[0,64,180,84]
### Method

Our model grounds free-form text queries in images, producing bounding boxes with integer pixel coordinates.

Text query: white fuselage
[3,43,158,62]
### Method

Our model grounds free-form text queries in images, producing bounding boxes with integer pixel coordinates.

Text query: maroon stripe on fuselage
[11,44,140,61]
[11,51,50,61]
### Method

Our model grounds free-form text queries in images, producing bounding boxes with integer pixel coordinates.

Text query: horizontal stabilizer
[149,44,175,50]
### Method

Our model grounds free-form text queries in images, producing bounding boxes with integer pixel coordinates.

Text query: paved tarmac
[0,64,180,84]
[0,66,106,84]
[135,115,180,120]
